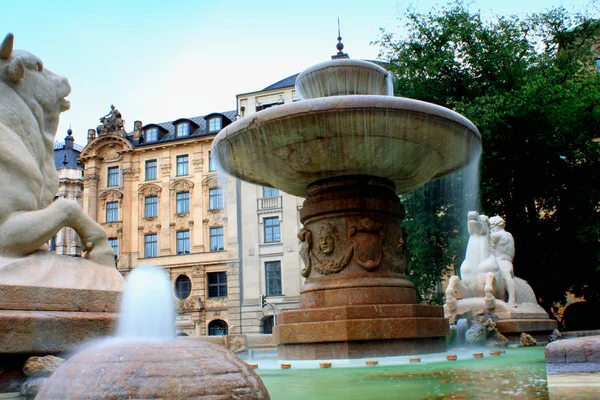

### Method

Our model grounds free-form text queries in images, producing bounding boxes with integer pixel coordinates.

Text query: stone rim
[213,95,481,197]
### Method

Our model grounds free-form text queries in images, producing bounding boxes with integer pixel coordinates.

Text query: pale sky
[1,0,596,146]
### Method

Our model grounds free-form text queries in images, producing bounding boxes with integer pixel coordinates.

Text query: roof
[261,73,299,91]
[240,59,389,97]
[128,110,237,146]
[54,142,82,169]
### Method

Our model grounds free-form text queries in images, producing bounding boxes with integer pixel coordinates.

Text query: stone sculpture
[0,33,115,270]
[445,211,538,313]
[444,211,558,343]
[97,104,125,136]
[0,34,123,365]
[489,215,516,306]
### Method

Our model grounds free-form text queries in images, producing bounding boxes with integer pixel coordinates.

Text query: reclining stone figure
[0,33,114,269]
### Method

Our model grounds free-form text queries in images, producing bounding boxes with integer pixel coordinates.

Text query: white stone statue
[489,215,516,307]
[0,33,120,289]
[445,211,538,314]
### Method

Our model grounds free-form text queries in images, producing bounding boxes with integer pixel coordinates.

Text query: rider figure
[489,216,517,307]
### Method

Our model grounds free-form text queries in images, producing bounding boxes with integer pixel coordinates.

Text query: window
[144,196,158,218]
[49,236,56,252]
[208,319,228,336]
[174,275,191,299]
[108,238,118,257]
[208,150,216,172]
[209,187,223,210]
[208,117,222,133]
[266,261,282,296]
[106,201,118,222]
[176,123,189,137]
[144,234,157,257]
[107,167,119,187]
[596,58,600,73]
[176,230,190,254]
[145,127,158,142]
[145,160,157,180]
[262,316,274,334]
[210,227,224,251]
[207,272,227,298]
[176,192,190,214]
[264,217,280,243]
[176,155,188,176]
[262,187,279,197]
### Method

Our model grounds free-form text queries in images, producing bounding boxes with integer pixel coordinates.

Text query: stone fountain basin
[213,96,481,197]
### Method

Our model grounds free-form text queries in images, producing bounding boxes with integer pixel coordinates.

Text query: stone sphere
[36,338,270,399]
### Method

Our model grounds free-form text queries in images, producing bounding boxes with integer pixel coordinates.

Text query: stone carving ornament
[0,33,116,270]
[299,217,385,277]
[97,104,125,136]
[82,173,99,188]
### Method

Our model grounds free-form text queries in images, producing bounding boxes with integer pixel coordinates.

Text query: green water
[257,347,551,400]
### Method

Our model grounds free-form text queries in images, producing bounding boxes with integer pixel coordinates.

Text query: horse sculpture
[446,211,505,312]
[0,33,115,269]
[445,211,538,314]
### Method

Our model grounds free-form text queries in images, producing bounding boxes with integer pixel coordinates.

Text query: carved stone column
[298,176,414,308]
[275,175,449,360]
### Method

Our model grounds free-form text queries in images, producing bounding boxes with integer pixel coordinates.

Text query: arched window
[208,319,228,336]
[262,315,274,334]
[174,275,191,300]
[177,332,189,337]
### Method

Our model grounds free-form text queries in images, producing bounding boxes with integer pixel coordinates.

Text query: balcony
[257,196,282,212]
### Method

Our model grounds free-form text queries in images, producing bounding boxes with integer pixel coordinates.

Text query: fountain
[212,49,481,359]
[36,265,270,399]
[0,32,123,392]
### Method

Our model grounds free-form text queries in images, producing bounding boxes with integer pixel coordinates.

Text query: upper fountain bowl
[295,59,393,99]
[212,59,481,197]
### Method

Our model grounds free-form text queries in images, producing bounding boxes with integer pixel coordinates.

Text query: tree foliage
[377,3,600,307]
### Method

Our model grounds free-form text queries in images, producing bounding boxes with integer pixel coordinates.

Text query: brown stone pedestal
[275,176,449,359]
[0,281,121,391]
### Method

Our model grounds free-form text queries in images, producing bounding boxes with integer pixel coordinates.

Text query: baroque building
[79,109,241,336]
[50,129,84,256]
[236,75,305,333]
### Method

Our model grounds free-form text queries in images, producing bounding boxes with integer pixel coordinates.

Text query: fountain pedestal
[213,57,481,361]
[274,177,448,359]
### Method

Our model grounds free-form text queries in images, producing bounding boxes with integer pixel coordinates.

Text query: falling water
[456,318,468,347]
[116,264,175,340]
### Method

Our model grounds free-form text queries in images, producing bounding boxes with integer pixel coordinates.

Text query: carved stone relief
[97,144,122,162]
[176,298,202,313]
[138,183,162,198]
[192,152,203,173]
[299,217,402,277]
[102,222,122,239]
[386,223,408,275]
[161,157,171,177]
[99,189,124,207]
[169,179,194,197]
[122,167,140,180]
[83,173,99,188]
[204,211,227,226]
[201,175,225,189]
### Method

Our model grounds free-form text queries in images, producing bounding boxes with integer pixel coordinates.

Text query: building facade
[50,129,84,256]
[79,111,242,336]
[235,75,306,333]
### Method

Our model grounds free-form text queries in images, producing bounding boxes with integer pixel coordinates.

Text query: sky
[1,0,596,146]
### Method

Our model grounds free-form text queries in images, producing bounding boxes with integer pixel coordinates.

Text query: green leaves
[378,2,600,307]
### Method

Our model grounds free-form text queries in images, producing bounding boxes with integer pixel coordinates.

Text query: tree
[377,3,600,307]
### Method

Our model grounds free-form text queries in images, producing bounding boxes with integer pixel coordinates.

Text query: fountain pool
[251,346,597,400]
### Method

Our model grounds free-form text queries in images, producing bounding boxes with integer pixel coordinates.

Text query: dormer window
[208,117,222,133]
[176,122,190,138]
[145,127,158,142]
